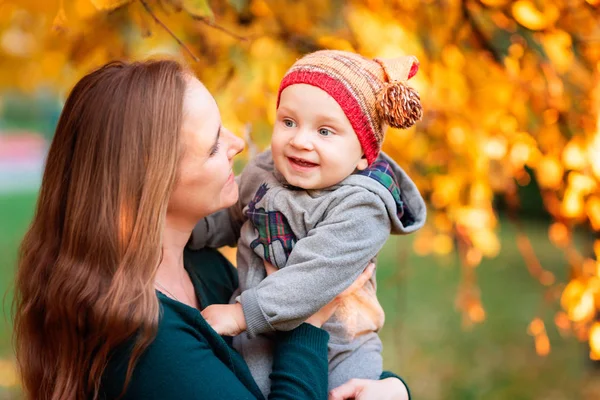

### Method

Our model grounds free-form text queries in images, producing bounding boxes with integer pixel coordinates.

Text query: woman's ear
[356,157,369,171]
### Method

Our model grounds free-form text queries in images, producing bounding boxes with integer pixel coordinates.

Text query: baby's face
[272,84,368,190]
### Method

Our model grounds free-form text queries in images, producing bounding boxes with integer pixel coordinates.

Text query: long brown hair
[13,59,187,399]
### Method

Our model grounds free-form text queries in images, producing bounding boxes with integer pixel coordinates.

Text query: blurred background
[1,0,600,398]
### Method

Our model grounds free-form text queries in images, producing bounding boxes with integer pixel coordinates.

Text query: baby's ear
[356,157,369,171]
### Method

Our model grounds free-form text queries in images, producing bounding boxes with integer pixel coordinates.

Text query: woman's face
[168,77,245,222]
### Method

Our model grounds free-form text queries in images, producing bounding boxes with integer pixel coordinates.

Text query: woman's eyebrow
[209,124,221,154]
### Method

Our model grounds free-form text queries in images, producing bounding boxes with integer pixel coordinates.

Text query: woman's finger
[263,260,278,276]
[328,379,365,400]
[306,263,375,328]
[339,263,375,297]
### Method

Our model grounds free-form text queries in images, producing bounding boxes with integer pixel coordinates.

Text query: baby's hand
[201,303,247,336]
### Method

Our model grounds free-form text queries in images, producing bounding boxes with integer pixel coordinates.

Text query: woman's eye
[319,128,332,137]
[283,119,296,128]
[209,141,220,156]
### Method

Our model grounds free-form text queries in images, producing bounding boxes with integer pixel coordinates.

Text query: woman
[13,59,410,399]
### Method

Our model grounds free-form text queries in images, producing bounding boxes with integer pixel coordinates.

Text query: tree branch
[193,16,249,42]
[461,0,503,65]
[139,0,200,62]
[504,182,555,286]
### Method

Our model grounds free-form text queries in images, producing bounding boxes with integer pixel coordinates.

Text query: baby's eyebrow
[277,106,294,115]
[316,115,345,128]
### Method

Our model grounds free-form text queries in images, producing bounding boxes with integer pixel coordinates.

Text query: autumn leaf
[182,0,214,19]
[511,0,559,31]
[479,0,510,6]
[52,5,68,32]
[90,0,132,11]
[228,0,248,13]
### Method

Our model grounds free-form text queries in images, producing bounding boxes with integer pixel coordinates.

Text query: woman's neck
[157,222,190,275]
[154,216,199,308]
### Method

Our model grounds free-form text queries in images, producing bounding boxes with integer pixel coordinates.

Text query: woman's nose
[224,128,245,159]
[289,129,313,150]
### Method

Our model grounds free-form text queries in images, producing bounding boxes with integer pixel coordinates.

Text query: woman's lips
[226,170,234,184]
[287,156,318,172]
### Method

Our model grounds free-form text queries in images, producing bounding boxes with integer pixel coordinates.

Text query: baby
[191,50,427,395]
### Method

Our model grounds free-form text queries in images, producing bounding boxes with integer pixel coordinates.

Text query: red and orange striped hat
[277,50,422,165]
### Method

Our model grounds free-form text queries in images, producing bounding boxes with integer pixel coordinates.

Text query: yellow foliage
[591,323,600,360]
[562,140,587,170]
[52,5,68,32]
[588,197,600,231]
[590,133,600,180]
[541,30,573,73]
[0,359,17,388]
[480,0,510,7]
[75,0,99,19]
[561,189,585,219]
[471,229,501,258]
[534,333,551,356]
[561,280,596,323]
[432,234,454,255]
[250,0,273,17]
[468,303,486,323]
[528,317,544,336]
[554,312,570,334]
[568,172,597,195]
[317,36,355,52]
[182,0,214,19]
[512,1,559,31]
[536,156,564,189]
[413,228,434,256]
[90,0,131,11]
[548,222,570,248]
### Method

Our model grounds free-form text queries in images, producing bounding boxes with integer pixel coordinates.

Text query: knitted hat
[276,50,422,165]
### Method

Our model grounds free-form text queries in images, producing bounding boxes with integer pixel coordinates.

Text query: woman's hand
[328,378,409,400]
[201,303,247,336]
[303,262,375,328]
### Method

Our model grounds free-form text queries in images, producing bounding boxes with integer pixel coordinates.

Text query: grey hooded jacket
[190,149,426,340]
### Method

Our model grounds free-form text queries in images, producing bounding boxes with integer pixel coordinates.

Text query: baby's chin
[283,174,311,189]
[278,170,315,190]
[285,174,340,191]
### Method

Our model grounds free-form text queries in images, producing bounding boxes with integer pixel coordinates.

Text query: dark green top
[100,247,410,399]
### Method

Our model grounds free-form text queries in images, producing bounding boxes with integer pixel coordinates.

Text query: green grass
[0,193,36,358]
[377,223,599,400]
[0,192,36,399]
[1,192,599,399]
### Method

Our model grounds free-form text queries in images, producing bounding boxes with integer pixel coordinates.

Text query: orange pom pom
[376,81,423,129]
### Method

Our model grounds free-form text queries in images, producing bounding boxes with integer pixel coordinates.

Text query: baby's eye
[318,128,333,137]
[283,119,297,128]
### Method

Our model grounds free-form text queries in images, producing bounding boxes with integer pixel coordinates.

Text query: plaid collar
[357,160,416,226]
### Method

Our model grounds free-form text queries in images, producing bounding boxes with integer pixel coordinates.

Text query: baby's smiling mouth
[288,156,318,168]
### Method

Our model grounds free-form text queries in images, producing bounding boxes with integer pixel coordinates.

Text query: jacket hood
[341,152,427,234]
